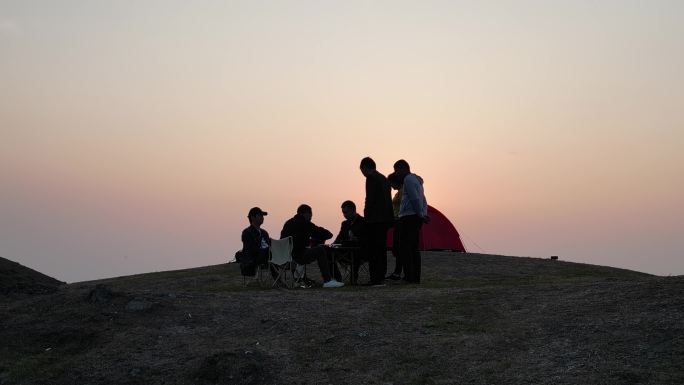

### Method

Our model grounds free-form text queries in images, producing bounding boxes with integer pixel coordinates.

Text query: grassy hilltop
[1,253,683,385]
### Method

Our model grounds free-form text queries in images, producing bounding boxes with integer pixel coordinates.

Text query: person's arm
[392,189,402,219]
[323,226,333,240]
[280,221,289,239]
[352,219,367,241]
[310,222,333,241]
[241,230,250,250]
[262,229,271,247]
[422,193,429,222]
[364,177,371,218]
[404,176,425,219]
[334,221,346,244]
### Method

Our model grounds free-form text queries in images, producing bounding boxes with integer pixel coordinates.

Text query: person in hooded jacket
[393,159,429,283]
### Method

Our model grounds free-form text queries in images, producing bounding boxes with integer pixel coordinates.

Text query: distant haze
[1,1,683,282]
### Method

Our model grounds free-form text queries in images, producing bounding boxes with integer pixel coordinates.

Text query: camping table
[326,245,363,285]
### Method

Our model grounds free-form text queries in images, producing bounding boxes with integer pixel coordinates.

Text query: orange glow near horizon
[1,1,683,281]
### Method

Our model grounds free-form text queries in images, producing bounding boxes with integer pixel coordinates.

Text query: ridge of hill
[1,253,682,385]
[0,257,64,295]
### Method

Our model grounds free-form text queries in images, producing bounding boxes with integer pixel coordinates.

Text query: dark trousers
[391,221,402,275]
[241,248,279,279]
[365,222,389,284]
[399,215,423,283]
[349,253,366,284]
[295,246,332,282]
[254,249,280,279]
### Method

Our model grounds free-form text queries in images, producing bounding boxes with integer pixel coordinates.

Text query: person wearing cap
[393,159,429,284]
[280,204,345,288]
[359,157,394,287]
[240,207,278,280]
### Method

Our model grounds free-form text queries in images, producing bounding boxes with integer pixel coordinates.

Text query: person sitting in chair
[240,207,278,281]
[281,204,344,288]
[334,200,366,246]
[333,200,367,284]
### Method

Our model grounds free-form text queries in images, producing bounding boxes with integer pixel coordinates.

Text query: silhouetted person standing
[360,157,393,286]
[394,159,428,284]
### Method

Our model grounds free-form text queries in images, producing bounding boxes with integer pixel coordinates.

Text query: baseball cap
[247,207,268,218]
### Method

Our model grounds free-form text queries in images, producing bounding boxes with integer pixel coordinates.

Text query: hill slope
[1,253,683,384]
[0,257,64,295]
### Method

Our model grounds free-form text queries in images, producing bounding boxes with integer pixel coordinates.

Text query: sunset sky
[2,1,683,282]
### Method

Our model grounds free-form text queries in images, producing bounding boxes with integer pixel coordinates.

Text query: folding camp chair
[268,236,295,288]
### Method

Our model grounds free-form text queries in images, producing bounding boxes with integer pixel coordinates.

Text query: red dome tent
[387,205,466,251]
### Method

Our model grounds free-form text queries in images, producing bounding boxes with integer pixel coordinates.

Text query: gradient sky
[1,1,683,282]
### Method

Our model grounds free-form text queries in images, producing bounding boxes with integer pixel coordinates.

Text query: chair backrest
[269,237,293,265]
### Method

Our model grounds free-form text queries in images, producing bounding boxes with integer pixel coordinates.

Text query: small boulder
[125,298,154,312]
[87,284,115,304]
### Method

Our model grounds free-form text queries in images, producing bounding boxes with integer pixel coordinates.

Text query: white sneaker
[323,279,345,288]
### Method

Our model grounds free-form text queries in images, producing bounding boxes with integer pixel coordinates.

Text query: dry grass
[1,252,683,385]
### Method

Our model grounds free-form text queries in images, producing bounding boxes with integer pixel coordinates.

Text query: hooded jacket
[399,173,427,218]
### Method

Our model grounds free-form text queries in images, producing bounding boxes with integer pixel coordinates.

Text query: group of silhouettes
[238,157,428,288]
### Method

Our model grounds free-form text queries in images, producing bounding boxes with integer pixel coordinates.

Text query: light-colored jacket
[399,173,427,218]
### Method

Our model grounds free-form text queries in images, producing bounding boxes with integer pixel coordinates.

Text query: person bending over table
[281,204,344,289]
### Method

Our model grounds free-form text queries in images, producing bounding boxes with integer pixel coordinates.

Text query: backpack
[238,249,260,277]
[233,249,257,276]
